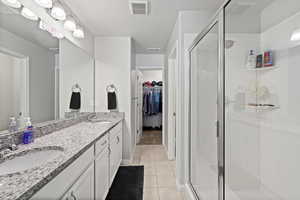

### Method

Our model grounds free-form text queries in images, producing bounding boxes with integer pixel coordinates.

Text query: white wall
[0,27,55,124]
[165,10,214,186]
[94,37,133,162]
[141,70,163,82]
[136,54,164,68]
[59,39,94,118]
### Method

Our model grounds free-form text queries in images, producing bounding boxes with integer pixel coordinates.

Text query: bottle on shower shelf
[246,50,256,69]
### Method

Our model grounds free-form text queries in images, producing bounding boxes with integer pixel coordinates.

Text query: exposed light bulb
[291,28,300,41]
[1,0,21,8]
[73,27,84,38]
[64,17,76,31]
[21,7,39,21]
[51,3,66,21]
[39,20,48,31]
[34,0,52,8]
[52,31,64,39]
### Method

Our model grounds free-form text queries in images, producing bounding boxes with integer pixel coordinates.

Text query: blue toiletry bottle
[23,118,34,144]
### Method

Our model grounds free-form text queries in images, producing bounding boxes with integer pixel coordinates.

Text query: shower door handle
[216,121,219,138]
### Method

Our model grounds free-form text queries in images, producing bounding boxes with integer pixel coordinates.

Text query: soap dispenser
[23,117,34,144]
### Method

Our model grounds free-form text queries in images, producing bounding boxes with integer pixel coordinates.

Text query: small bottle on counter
[8,117,17,132]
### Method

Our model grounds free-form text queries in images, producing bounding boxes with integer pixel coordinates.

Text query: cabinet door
[95,149,109,200]
[109,131,122,184]
[69,164,94,200]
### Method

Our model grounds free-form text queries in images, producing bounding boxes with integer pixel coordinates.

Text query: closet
[142,81,163,129]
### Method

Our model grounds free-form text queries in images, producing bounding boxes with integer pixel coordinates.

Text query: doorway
[167,41,178,160]
[137,69,163,145]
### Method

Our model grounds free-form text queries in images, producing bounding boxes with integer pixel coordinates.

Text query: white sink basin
[87,114,113,124]
[0,146,64,176]
[97,120,112,124]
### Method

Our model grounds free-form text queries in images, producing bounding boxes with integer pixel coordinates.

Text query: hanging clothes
[143,83,163,128]
[143,86,162,116]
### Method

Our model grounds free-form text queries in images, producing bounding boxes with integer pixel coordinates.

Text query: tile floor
[129,145,185,200]
[138,130,162,145]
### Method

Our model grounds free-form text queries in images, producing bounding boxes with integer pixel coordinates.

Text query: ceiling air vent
[129,0,149,15]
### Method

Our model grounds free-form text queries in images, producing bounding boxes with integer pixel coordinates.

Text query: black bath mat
[106,166,144,200]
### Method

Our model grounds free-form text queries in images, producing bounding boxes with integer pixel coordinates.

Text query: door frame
[167,40,178,160]
[187,7,225,200]
[0,47,30,118]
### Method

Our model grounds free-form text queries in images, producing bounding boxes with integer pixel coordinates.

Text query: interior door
[190,22,219,200]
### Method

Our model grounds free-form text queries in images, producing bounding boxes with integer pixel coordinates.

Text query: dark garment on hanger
[159,91,162,112]
[70,92,81,110]
[108,92,117,110]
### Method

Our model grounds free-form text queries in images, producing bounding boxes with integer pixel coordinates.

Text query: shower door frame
[187,0,231,199]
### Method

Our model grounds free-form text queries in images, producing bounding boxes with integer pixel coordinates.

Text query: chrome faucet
[0,136,18,159]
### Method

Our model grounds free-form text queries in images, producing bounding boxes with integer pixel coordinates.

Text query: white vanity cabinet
[95,149,109,200]
[95,134,109,200]
[30,121,123,200]
[109,129,122,184]
[62,164,95,200]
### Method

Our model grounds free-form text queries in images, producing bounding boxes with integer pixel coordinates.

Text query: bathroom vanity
[0,115,123,200]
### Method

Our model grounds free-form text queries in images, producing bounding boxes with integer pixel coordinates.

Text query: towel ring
[72,83,81,92]
[106,84,117,93]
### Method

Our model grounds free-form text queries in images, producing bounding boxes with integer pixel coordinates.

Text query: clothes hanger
[106,84,117,93]
[72,83,81,92]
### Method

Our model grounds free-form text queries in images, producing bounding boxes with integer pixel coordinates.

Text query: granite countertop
[0,114,123,200]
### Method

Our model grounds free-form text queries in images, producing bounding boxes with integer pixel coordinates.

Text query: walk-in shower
[189,0,300,199]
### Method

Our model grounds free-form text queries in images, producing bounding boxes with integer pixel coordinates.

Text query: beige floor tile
[157,174,177,187]
[158,187,183,200]
[155,162,174,176]
[143,188,160,200]
[153,152,168,162]
[144,175,158,188]
[144,165,156,175]
[155,161,172,169]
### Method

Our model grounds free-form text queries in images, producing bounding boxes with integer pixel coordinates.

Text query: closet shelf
[246,66,277,71]
[246,104,280,112]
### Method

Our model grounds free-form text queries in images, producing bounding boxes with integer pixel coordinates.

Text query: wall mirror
[59,39,95,119]
[0,1,59,132]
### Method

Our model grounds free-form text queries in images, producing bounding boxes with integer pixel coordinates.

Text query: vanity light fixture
[50,2,66,21]
[21,7,39,21]
[1,0,21,8]
[64,16,76,31]
[73,26,84,38]
[39,20,48,31]
[34,0,52,8]
[52,31,64,39]
[291,28,300,41]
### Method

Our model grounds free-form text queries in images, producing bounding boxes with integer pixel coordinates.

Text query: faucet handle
[7,136,18,151]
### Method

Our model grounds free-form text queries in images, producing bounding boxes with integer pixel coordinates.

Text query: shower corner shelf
[246,66,277,71]
[246,104,280,112]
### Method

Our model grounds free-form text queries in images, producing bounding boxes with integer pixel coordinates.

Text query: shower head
[225,40,235,49]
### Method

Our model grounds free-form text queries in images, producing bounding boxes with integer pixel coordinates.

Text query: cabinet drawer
[110,122,122,139]
[95,134,108,156]
[31,146,94,200]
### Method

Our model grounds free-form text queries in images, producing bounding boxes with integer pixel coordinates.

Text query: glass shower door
[190,22,219,200]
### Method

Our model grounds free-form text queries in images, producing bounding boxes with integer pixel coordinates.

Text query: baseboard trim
[182,183,197,200]
[121,159,132,165]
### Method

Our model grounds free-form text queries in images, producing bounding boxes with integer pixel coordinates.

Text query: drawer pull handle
[71,192,77,200]
[116,136,120,144]
[101,140,107,146]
